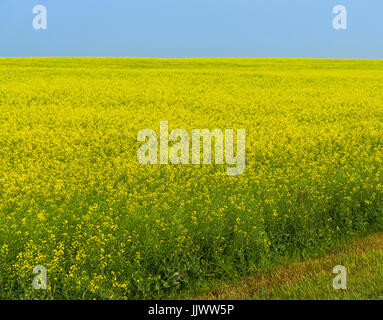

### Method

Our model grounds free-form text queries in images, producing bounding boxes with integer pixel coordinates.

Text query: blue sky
[0,0,382,58]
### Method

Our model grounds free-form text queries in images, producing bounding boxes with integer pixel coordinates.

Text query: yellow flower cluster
[0,58,382,299]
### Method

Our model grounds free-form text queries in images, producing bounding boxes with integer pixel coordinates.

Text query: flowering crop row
[0,58,382,299]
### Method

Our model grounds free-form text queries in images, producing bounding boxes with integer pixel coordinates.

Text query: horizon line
[1,56,382,60]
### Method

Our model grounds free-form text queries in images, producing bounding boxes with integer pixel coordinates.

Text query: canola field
[0,58,383,299]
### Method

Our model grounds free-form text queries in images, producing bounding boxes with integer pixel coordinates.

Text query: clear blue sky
[1,0,382,58]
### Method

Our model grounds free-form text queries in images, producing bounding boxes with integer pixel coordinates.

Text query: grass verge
[198,232,383,300]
